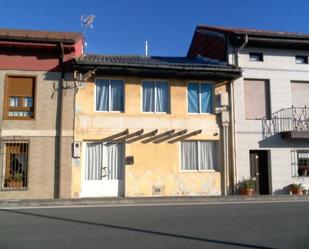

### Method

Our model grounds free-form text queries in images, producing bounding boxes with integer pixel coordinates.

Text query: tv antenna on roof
[81,14,95,29]
[81,14,95,47]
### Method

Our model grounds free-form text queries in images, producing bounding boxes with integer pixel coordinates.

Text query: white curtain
[85,143,124,180]
[199,141,217,170]
[143,81,155,112]
[96,79,109,111]
[85,143,104,180]
[181,141,198,170]
[156,81,168,112]
[110,80,124,111]
[181,141,217,170]
[107,143,124,180]
[201,84,213,113]
[9,111,31,117]
[9,97,19,107]
[23,97,33,107]
[188,83,199,113]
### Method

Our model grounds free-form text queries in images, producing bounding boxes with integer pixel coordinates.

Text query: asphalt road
[1,201,309,249]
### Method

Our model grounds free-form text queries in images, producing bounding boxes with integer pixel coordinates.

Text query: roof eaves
[75,60,240,73]
[196,25,309,41]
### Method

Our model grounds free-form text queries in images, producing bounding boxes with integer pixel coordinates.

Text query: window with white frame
[181,141,218,171]
[95,79,124,112]
[142,80,169,113]
[188,83,213,114]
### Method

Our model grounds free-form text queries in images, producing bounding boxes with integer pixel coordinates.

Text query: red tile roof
[0,28,82,44]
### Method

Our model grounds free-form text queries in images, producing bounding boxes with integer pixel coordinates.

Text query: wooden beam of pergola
[153,129,187,144]
[142,129,175,144]
[84,129,129,142]
[168,129,202,143]
[126,129,158,144]
[113,129,144,142]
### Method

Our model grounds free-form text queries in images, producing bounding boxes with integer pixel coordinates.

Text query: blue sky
[1,0,309,56]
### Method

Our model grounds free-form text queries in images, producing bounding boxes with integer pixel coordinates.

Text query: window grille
[0,140,29,190]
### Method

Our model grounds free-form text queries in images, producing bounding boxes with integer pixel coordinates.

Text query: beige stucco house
[71,54,240,197]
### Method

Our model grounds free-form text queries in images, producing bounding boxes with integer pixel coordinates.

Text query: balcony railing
[262,106,309,139]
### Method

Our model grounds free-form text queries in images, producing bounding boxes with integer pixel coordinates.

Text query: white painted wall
[232,47,309,193]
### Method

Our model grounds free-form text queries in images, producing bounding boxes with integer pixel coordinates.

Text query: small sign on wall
[72,141,81,158]
[126,156,134,165]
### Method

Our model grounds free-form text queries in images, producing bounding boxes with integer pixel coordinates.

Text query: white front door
[80,142,124,197]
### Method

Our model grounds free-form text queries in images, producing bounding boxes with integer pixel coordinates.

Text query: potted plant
[5,173,23,188]
[290,183,304,195]
[239,177,256,196]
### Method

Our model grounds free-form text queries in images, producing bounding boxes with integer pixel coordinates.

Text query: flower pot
[291,188,303,195]
[240,188,254,196]
[6,180,23,188]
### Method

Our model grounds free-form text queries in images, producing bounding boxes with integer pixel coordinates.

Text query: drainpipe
[230,80,237,194]
[230,35,247,194]
[235,35,248,67]
[54,42,65,199]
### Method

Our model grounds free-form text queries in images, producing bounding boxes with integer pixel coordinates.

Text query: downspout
[230,79,237,194]
[235,35,248,67]
[231,35,247,194]
[54,42,65,199]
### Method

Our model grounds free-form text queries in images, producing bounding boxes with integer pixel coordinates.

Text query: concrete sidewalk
[1,195,309,209]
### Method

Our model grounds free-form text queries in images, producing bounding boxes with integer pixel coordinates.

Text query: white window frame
[187,82,214,115]
[179,141,217,172]
[141,80,169,114]
[94,78,125,113]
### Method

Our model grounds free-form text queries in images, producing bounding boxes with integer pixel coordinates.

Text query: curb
[1,195,309,209]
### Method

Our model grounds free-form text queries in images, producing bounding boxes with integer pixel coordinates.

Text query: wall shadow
[0,209,275,249]
[259,134,309,148]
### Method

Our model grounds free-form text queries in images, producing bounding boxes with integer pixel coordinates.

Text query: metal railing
[262,106,309,139]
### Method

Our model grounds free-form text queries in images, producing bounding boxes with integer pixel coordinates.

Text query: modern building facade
[188,25,309,194]
[0,29,83,199]
[72,55,240,197]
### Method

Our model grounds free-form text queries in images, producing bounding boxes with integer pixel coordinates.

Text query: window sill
[3,117,34,120]
[0,187,28,191]
[187,113,214,115]
[179,170,217,173]
[94,111,124,113]
[142,111,169,115]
